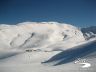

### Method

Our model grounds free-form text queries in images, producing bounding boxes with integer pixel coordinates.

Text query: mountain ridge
[81,26,96,40]
[0,22,95,51]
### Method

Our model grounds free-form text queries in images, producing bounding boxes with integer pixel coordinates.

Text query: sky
[0,0,96,27]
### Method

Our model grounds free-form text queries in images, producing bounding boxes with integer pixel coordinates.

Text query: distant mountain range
[81,26,96,40]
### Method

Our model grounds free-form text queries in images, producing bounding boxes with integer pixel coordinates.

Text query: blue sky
[0,0,96,27]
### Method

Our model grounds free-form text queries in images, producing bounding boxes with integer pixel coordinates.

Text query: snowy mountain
[0,22,96,72]
[0,22,85,50]
[81,26,96,40]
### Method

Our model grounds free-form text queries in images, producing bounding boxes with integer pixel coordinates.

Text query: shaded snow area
[0,22,96,72]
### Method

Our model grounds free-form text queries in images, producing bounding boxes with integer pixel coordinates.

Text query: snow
[0,22,85,49]
[0,22,96,72]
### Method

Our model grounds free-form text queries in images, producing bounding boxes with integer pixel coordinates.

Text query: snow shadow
[43,40,96,66]
[0,51,20,60]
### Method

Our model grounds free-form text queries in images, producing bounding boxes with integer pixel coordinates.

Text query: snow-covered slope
[0,38,96,72]
[0,22,96,72]
[0,22,85,50]
[81,26,96,40]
